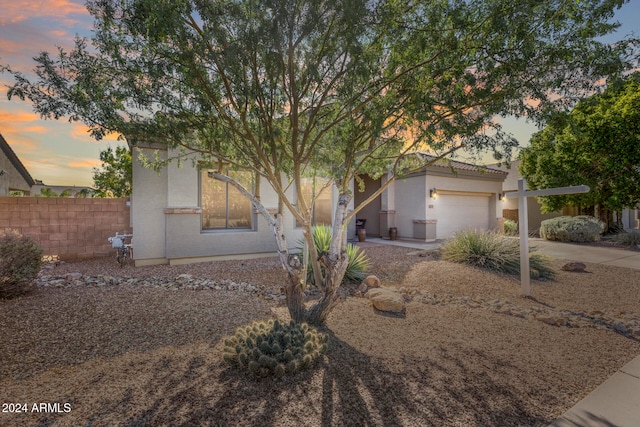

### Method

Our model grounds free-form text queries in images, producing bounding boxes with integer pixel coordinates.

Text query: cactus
[222,319,328,378]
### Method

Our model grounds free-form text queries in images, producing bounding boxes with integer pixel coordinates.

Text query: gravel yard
[1,244,639,426]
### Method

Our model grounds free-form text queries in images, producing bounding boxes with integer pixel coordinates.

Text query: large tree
[3,0,637,324]
[92,146,132,198]
[519,72,640,226]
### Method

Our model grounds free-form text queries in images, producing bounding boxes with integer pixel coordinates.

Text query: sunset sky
[1,1,639,187]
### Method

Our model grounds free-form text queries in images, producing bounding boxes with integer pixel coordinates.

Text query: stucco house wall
[131,145,321,265]
[132,145,507,264]
[493,160,565,233]
[0,133,35,196]
[380,158,506,241]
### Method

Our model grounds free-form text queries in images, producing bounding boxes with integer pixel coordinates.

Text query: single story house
[130,144,508,265]
[355,154,507,241]
[0,133,35,196]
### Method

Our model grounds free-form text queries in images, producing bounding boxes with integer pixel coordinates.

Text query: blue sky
[1,0,639,186]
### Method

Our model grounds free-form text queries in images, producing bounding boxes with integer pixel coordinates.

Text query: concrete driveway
[529,238,640,270]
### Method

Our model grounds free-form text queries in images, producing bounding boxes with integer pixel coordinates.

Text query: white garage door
[436,194,490,239]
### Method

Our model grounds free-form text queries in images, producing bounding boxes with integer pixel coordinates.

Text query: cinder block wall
[0,197,132,260]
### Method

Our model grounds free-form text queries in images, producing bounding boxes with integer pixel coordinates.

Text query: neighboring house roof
[0,132,35,187]
[415,153,508,177]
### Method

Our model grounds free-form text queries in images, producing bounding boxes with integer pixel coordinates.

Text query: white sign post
[505,179,589,297]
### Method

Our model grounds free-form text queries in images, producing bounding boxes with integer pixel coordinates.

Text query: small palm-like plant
[442,229,554,279]
[300,225,370,286]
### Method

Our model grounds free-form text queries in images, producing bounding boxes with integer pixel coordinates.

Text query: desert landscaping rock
[561,262,587,272]
[367,287,405,313]
[363,275,381,288]
[357,282,369,294]
[3,246,640,427]
[414,291,640,339]
[36,272,288,300]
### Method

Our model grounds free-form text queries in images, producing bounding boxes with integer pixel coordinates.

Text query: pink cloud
[68,159,102,169]
[70,122,123,142]
[0,109,42,124]
[0,0,87,25]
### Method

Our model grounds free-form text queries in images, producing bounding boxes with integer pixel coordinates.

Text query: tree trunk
[304,255,349,325]
[285,269,306,323]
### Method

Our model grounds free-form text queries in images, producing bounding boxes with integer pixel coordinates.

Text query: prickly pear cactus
[222,319,329,378]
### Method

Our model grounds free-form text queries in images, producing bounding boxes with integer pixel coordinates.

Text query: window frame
[199,167,256,232]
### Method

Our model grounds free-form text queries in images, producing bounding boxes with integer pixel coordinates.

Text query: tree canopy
[3,0,638,323]
[519,72,640,218]
[92,146,132,198]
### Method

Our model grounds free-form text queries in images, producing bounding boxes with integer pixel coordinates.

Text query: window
[297,177,332,226]
[201,169,254,230]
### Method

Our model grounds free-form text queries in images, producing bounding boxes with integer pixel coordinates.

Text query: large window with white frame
[201,168,254,230]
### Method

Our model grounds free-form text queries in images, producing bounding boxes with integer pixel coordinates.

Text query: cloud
[0,0,87,25]
[68,159,102,169]
[70,122,124,142]
[0,108,42,124]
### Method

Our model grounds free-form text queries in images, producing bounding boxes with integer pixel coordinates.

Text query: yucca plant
[442,229,554,279]
[299,225,371,287]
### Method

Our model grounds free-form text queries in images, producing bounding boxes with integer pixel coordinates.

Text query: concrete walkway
[364,236,640,427]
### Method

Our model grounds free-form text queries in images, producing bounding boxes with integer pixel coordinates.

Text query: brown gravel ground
[1,244,639,427]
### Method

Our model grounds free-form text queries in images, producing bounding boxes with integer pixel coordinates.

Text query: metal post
[517,179,531,296]
[505,180,589,298]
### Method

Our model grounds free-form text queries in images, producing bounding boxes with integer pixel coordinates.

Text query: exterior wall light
[499,192,506,201]
[429,188,437,199]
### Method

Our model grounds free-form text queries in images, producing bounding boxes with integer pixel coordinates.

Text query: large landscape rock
[561,262,587,272]
[367,287,405,313]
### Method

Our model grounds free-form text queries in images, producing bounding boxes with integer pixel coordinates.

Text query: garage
[433,192,491,239]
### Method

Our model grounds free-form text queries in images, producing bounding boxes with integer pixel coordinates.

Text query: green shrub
[539,215,605,243]
[0,229,43,298]
[613,230,640,247]
[441,229,554,279]
[503,219,518,235]
[222,319,328,378]
[300,225,370,286]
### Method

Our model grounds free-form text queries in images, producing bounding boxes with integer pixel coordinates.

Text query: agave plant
[299,225,371,287]
[442,229,554,279]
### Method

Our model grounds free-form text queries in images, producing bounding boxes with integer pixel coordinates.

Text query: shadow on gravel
[115,332,552,427]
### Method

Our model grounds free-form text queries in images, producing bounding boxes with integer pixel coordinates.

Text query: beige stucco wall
[389,170,504,240]
[131,146,169,262]
[0,154,32,196]
[394,175,427,239]
[131,146,313,265]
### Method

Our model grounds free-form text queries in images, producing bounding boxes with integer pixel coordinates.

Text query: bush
[222,319,328,378]
[503,219,518,235]
[539,215,605,243]
[613,230,640,247]
[0,229,43,298]
[441,229,554,279]
[300,225,370,286]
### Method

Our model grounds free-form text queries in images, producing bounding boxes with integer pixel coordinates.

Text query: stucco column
[379,173,396,238]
